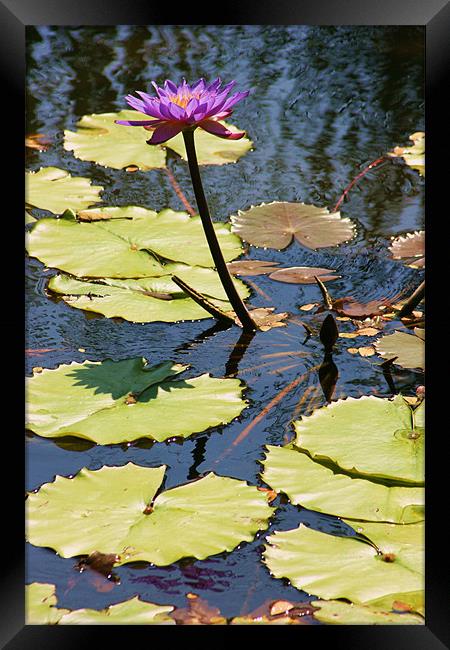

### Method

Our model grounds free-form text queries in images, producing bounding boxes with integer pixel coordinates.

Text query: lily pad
[375,330,425,370]
[26,583,69,625]
[48,268,249,323]
[268,267,340,284]
[26,167,103,214]
[389,231,425,269]
[388,132,425,176]
[230,202,355,251]
[311,600,423,625]
[261,445,424,523]
[293,395,424,483]
[165,120,252,165]
[26,357,247,444]
[227,260,280,276]
[26,463,274,565]
[27,206,244,278]
[59,597,175,624]
[263,521,424,605]
[64,111,167,170]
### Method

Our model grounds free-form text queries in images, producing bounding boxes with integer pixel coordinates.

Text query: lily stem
[182,129,257,331]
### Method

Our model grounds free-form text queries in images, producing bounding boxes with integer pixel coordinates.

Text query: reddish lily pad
[230,202,355,251]
[388,231,425,269]
[268,267,340,284]
[226,260,280,276]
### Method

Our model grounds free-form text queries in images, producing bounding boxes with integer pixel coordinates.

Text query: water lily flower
[115,78,249,145]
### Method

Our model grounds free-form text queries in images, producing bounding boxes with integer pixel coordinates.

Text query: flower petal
[198,120,246,140]
[146,122,185,144]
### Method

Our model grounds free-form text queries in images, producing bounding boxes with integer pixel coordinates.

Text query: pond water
[26,25,424,619]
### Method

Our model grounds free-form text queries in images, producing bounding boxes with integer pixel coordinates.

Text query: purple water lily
[116,78,249,145]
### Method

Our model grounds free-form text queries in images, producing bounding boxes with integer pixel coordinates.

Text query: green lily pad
[230,202,355,251]
[375,330,425,370]
[64,111,167,170]
[26,206,244,278]
[166,121,252,165]
[26,357,247,445]
[261,445,424,523]
[293,395,424,484]
[47,266,249,323]
[26,167,104,215]
[59,597,175,624]
[26,463,274,565]
[263,520,424,605]
[311,600,424,625]
[26,583,69,625]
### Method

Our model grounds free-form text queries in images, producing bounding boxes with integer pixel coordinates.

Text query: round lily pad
[27,463,275,565]
[26,583,69,625]
[165,121,252,165]
[388,231,425,269]
[293,395,424,484]
[59,597,175,624]
[263,520,424,605]
[230,202,355,251]
[375,330,425,370]
[268,266,340,284]
[26,167,103,214]
[26,206,244,278]
[26,358,247,444]
[64,111,167,170]
[311,600,423,625]
[48,269,249,323]
[261,445,424,523]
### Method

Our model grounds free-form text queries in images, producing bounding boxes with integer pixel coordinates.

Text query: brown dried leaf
[77,211,113,222]
[332,297,393,319]
[170,593,227,625]
[25,133,52,151]
[299,303,317,311]
[358,346,376,357]
[231,202,355,251]
[75,551,120,579]
[257,487,278,504]
[268,266,340,284]
[231,599,316,625]
[249,308,290,332]
[226,260,280,276]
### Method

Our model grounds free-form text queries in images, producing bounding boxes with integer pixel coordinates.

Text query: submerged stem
[182,129,257,331]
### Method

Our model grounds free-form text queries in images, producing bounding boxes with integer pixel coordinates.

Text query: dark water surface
[26,26,424,619]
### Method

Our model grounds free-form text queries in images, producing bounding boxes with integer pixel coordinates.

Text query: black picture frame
[3,0,448,646]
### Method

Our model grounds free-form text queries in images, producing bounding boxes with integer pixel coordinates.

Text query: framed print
[1,0,448,645]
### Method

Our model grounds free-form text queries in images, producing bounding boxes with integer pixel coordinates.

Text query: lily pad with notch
[47,267,249,323]
[261,445,424,523]
[263,520,424,609]
[26,463,275,565]
[230,202,355,251]
[64,111,167,170]
[27,206,244,278]
[26,357,247,444]
[293,395,424,484]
